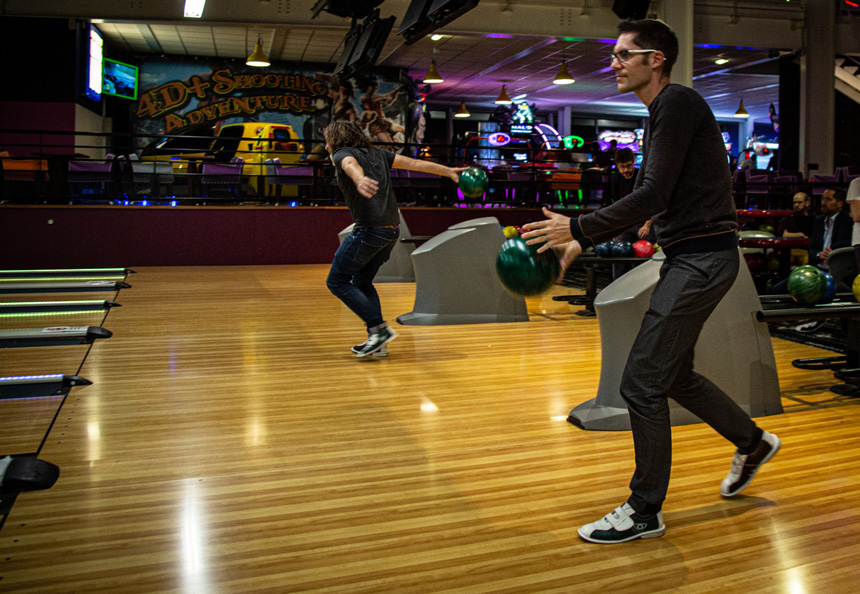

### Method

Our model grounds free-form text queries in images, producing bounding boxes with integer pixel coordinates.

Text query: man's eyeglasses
[610,49,657,64]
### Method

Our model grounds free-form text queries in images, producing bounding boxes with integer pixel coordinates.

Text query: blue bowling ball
[594,242,612,257]
[820,272,837,304]
[611,240,633,257]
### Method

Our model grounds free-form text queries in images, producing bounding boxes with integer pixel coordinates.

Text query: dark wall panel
[0,206,545,268]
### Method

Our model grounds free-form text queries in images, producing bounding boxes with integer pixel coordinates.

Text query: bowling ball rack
[757,294,860,322]
[759,293,860,397]
[554,255,651,316]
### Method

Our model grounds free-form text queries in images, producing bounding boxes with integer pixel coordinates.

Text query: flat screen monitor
[398,0,432,36]
[86,24,103,101]
[427,0,479,27]
[333,25,362,78]
[347,12,395,74]
[398,0,437,44]
[103,58,139,100]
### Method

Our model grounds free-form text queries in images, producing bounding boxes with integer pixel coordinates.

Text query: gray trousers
[620,249,762,514]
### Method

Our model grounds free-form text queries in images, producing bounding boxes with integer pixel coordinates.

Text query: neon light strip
[535,123,562,150]
[0,268,125,274]
[0,277,125,283]
[0,394,64,402]
[0,374,64,382]
[0,300,105,306]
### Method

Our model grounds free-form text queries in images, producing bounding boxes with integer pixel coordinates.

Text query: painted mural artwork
[133,58,419,155]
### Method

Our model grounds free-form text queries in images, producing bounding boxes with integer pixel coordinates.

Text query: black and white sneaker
[720,431,781,497]
[351,341,388,357]
[577,503,665,544]
[795,320,827,333]
[355,326,398,358]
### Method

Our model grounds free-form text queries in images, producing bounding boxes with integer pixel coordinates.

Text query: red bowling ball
[633,240,655,258]
[744,252,767,272]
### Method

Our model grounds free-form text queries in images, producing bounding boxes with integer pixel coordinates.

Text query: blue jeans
[326,227,399,330]
[620,249,762,515]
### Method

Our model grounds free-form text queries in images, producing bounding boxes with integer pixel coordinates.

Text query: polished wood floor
[2,265,860,593]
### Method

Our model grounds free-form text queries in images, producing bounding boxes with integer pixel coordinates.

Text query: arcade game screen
[103,58,139,100]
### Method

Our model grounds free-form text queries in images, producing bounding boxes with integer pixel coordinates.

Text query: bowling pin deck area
[2,265,860,592]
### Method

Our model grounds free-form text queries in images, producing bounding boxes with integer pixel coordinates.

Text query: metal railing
[2,128,855,210]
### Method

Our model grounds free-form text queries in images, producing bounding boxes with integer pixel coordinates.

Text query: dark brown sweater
[570,84,738,257]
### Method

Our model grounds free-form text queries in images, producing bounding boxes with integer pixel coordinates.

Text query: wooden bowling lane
[0,396,65,454]
[1,265,859,593]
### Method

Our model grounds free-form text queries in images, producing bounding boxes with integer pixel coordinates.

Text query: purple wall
[0,206,546,268]
[0,101,78,156]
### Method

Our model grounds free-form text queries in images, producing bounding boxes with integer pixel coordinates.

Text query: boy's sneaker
[577,503,665,544]
[355,326,398,358]
[720,430,780,497]
[351,341,388,357]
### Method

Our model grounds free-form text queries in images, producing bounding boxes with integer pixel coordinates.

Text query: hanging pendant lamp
[495,85,513,105]
[553,61,575,85]
[246,37,270,67]
[735,99,750,118]
[454,102,470,118]
[423,60,444,84]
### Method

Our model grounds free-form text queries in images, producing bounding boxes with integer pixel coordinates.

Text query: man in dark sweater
[324,121,464,357]
[777,191,815,266]
[777,192,814,239]
[604,147,637,207]
[522,19,780,544]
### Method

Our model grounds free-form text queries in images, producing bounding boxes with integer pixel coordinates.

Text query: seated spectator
[808,187,852,269]
[605,149,652,279]
[778,191,814,266]
[778,192,814,238]
[602,148,637,208]
[848,177,860,273]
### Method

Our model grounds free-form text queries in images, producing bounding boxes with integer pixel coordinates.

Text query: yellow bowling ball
[853,275,860,302]
[502,225,519,239]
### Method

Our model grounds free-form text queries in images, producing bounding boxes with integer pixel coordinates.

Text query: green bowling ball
[766,254,780,271]
[496,237,561,296]
[787,265,827,305]
[459,167,489,198]
[758,223,776,235]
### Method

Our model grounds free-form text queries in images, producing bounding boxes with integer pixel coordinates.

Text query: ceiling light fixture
[735,99,750,118]
[454,102,470,118]
[423,60,444,84]
[430,34,444,41]
[715,57,729,65]
[553,60,575,85]
[495,84,513,105]
[184,0,205,18]
[246,36,270,67]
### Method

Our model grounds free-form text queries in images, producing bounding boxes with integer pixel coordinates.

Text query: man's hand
[553,240,583,282]
[356,175,379,198]
[638,220,652,239]
[520,207,574,253]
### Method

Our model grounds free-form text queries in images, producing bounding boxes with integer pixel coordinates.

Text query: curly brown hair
[324,121,371,154]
